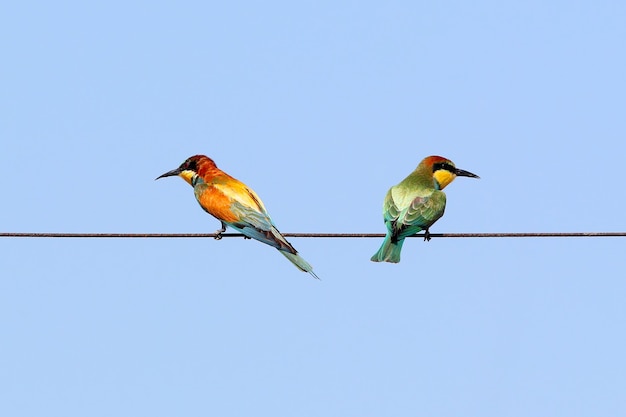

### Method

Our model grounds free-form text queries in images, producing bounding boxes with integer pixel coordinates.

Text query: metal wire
[1,232,625,238]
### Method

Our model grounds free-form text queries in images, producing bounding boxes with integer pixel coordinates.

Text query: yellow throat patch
[178,170,196,186]
[433,169,456,190]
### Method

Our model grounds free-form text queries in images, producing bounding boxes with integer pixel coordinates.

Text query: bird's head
[422,155,480,190]
[155,155,216,186]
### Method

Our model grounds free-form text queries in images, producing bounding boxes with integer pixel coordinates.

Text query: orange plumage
[157,155,318,278]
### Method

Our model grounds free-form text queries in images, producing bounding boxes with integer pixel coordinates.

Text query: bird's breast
[195,186,241,223]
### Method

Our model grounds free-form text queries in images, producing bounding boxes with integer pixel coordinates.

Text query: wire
[1,232,625,238]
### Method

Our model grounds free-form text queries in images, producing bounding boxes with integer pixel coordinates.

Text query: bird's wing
[384,189,446,237]
[402,190,446,228]
[194,181,295,253]
[382,189,400,223]
[229,200,297,253]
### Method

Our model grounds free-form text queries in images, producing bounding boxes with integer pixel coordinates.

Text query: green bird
[371,155,479,263]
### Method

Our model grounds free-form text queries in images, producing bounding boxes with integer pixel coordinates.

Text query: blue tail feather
[371,235,405,263]
[280,251,319,279]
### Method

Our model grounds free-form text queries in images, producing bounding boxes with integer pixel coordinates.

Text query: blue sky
[2,1,626,416]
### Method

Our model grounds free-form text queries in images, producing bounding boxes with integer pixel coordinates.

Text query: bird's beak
[455,168,480,179]
[155,168,181,180]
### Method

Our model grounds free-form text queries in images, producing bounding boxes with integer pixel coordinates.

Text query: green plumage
[371,168,447,263]
[371,155,479,263]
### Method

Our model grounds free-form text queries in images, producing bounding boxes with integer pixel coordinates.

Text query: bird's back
[384,180,446,238]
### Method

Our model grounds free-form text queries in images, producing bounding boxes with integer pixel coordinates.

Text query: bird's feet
[214,223,227,240]
[423,229,432,242]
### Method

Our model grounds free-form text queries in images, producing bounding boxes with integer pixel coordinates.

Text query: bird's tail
[370,235,405,263]
[280,251,319,280]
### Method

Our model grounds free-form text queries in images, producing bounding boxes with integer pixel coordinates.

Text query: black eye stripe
[432,162,455,173]
[185,159,197,171]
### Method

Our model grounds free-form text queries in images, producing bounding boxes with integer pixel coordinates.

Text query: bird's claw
[423,230,432,242]
[214,223,227,240]
[243,236,251,240]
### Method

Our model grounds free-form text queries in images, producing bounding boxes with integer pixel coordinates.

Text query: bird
[371,156,479,263]
[156,155,318,279]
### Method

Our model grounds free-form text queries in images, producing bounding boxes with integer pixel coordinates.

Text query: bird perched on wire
[371,155,479,263]
[156,155,318,279]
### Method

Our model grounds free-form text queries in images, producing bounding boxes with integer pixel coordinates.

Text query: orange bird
[156,155,318,279]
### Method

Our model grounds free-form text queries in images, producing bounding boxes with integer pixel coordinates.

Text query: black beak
[455,168,480,179]
[155,168,182,180]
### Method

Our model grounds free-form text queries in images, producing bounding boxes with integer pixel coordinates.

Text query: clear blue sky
[2,1,626,416]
